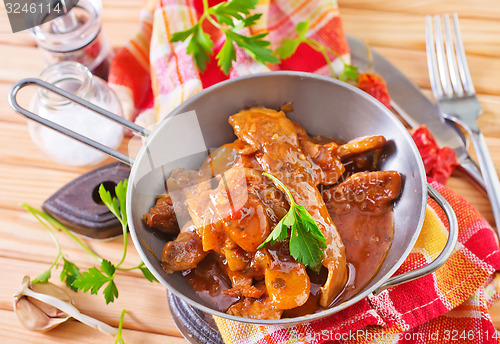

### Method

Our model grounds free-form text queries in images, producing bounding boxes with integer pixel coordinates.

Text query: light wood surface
[1,0,499,342]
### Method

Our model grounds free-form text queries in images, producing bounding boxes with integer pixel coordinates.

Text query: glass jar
[29,61,124,167]
[30,0,112,80]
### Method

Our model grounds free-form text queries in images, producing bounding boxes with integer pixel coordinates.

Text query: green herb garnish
[22,179,159,342]
[170,0,279,74]
[22,203,83,291]
[73,179,157,304]
[73,259,118,304]
[24,178,156,306]
[275,20,359,82]
[258,172,327,272]
[114,309,127,344]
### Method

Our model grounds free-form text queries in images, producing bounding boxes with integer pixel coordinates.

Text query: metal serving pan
[10,71,457,325]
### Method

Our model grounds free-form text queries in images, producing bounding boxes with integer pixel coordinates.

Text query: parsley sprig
[170,0,279,74]
[22,203,88,291]
[275,20,359,82]
[114,309,127,344]
[258,172,327,272]
[22,180,158,342]
[72,179,157,304]
[23,179,157,306]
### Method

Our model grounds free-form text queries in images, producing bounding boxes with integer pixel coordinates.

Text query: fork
[425,13,500,231]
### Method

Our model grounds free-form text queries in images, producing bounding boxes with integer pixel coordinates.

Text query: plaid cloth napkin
[108,0,349,128]
[108,1,500,343]
[214,181,500,344]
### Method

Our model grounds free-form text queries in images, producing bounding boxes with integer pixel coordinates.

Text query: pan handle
[8,78,151,166]
[374,183,458,293]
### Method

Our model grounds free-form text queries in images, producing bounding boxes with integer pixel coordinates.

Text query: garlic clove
[14,296,71,332]
[28,282,73,318]
[13,276,72,332]
[13,276,117,336]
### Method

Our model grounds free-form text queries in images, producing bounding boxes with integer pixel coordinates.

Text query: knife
[347,35,485,191]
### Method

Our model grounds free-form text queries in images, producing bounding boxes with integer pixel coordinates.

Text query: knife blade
[347,35,485,191]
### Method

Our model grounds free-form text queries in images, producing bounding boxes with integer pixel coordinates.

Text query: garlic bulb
[13,276,117,336]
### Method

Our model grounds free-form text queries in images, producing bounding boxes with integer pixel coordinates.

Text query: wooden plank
[0,121,66,169]
[476,94,500,138]
[0,258,185,338]
[0,45,45,82]
[0,82,31,124]
[341,8,500,57]
[0,1,34,46]
[490,302,500,330]
[1,1,500,341]
[102,22,144,50]
[0,32,35,47]
[338,0,500,20]
[0,1,37,45]
[0,310,188,344]
[0,208,145,277]
[0,0,142,47]
[447,175,495,227]
[0,159,139,211]
[0,121,136,173]
[371,46,500,97]
[0,162,81,210]
[420,90,500,140]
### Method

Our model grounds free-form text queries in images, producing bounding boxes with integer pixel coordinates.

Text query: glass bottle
[29,61,123,167]
[30,0,112,80]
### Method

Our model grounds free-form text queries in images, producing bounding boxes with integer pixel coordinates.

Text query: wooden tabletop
[1,0,500,343]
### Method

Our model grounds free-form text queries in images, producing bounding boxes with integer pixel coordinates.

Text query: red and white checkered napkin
[214,181,500,344]
[108,0,349,129]
[108,1,500,342]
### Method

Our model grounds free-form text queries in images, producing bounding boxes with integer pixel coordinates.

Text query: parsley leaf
[170,25,197,43]
[140,267,158,283]
[100,259,116,277]
[275,38,301,60]
[258,172,326,272]
[275,20,309,60]
[289,205,326,272]
[170,0,277,74]
[242,13,262,28]
[103,281,119,304]
[73,267,109,294]
[227,31,278,64]
[339,64,360,82]
[99,180,128,228]
[171,23,213,71]
[212,0,258,25]
[188,24,214,72]
[60,258,81,292]
[217,36,237,75]
[295,20,309,37]
[275,20,359,82]
[73,259,117,304]
[32,269,51,284]
[114,180,128,227]
[99,186,120,223]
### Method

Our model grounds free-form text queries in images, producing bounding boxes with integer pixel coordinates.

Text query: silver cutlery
[347,36,485,192]
[425,13,500,230]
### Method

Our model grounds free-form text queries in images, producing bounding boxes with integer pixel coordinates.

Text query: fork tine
[452,13,476,94]
[433,15,454,96]
[425,15,443,99]
[443,14,464,96]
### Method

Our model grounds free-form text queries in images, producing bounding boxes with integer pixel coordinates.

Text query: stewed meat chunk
[143,193,180,234]
[161,222,207,273]
[323,171,401,214]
